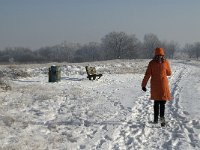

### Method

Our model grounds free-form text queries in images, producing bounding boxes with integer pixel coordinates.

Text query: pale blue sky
[0,0,200,50]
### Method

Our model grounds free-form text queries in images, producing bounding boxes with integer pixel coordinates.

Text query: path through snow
[110,61,200,150]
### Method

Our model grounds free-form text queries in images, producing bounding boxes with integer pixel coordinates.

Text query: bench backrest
[85,66,96,75]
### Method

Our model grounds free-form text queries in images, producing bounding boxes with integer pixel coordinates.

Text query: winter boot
[160,117,165,127]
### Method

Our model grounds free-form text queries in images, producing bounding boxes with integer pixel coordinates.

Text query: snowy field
[0,59,200,150]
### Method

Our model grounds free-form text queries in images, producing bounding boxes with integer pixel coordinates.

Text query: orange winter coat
[142,59,172,100]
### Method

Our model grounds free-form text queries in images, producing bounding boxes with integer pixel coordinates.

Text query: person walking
[141,47,172,126]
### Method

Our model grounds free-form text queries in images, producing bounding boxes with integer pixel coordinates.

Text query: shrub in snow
[0,79,11,91]
[7,65,31,79]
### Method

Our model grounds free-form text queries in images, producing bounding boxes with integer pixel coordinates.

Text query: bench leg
[88,74,102,80]
[97,74,102,79]
[93,75,96,80]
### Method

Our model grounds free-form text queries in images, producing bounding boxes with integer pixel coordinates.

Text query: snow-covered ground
[0,59,200,150]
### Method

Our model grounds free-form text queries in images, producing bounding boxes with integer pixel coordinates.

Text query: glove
[142,87,147,92]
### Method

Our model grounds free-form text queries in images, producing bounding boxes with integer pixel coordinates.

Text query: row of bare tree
[0,32,199,63]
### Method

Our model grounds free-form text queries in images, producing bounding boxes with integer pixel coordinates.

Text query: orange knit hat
[155,47,164,56]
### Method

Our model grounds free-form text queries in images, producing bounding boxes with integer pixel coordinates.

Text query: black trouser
[154,100,166,122]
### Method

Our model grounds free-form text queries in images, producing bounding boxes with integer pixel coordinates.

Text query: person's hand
[142,87,147,92]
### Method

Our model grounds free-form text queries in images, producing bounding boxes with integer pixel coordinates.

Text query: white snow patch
[0,59,200,149]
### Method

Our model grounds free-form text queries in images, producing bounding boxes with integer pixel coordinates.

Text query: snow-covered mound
[0,59,200,150]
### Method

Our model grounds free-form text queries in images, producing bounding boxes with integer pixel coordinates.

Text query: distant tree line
[0,32,199,63]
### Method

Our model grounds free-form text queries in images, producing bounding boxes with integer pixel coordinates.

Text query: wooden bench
[85,66,102,80]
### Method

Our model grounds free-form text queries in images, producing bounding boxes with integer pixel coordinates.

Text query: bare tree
[0,47,38,63]
[193,42,200,59]
[74,42,101,62]
[161,40,179,59]
[102,32,138,59]
[61,42,81,62]
[182,43,195,59]
[143,33,161,58]
[2,31,196,63]
[129,35,143,59]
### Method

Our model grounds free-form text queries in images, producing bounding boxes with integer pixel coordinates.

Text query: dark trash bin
[49,66,61,82]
